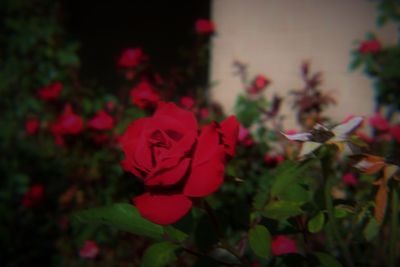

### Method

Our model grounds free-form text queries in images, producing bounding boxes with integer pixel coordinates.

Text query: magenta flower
[271,235,298,256]
[79,240,99,259]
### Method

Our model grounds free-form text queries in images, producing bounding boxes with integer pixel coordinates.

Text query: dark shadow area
[62,1,211,88]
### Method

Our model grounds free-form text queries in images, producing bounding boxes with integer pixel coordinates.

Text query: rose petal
[145,158,191,186]
[154,102,198,136]
[219,116,240,157]
[184,124,225,197]
[120,118,153,173]
[133,193,192,225]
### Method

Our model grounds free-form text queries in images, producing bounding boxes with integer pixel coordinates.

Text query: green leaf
[248,225,271,258]
[253,172,272,210]
[363,217,380,241]
[279,183,310,202]
[72,203,164,239]
[308,212,325,233]
[141,242,179,267]
[313,252,342,267]
[271,159,315,198]
[163,225,188,242]
[262,201,304,220]
[334,206,354,218]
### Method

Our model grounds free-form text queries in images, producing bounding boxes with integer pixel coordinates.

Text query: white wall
[210,0,397,129]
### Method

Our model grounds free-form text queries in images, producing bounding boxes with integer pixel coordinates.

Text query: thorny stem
[180,245,238,266]
[203,200,251,267]
[321,157,355,267]
[388,186,399,267]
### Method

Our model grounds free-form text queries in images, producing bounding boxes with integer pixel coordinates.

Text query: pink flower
[195,19,215,34]
[271,235,298,256]
[358,39,381,54]
[57,104,84,134]
[118,48,147,68]
[79,240,99,259]
[238,125,250,142]
[248,75,270,94]
[88,110,114,130]
[369,113,389,132]
[130,81,160,109]
[180,96,195,110]
[37,81,63,101]
[25,118,40,135]
[50,104,84,145]
[238,125,253,146]
[390,125,400,143]
[342,172,358,186]
[22,184,44,208]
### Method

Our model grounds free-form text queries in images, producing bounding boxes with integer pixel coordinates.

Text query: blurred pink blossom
[271,235,298,256]
[79,240,100,259]
[369,113,389,132]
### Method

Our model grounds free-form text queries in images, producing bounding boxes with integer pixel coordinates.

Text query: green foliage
[140,242,179,267]
[72,203,164,239]
[313,252,343,267]
[308,211,325,233]
[263,201,304,220]
[248,224,271,258]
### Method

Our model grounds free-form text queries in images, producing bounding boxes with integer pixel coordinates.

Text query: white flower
[282,116,363,158]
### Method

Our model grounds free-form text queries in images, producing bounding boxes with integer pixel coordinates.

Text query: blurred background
[1,0,399,266]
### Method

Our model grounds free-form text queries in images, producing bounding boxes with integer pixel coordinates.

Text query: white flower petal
[332,116,363,141]
[299,141,322,158]
[281,132,312,141]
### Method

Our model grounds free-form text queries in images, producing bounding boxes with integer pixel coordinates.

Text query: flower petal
[145,158,191,186]
[219,116,240,157]
[133,193,192,225]
[298,141,322,158]
[120,118,153,174]
[282,132,312,142]
[154,102,198,135]
[184,124,225,197]
[332,116,363,141]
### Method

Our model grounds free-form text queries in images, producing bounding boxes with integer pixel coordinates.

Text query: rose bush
[119,102,239,225]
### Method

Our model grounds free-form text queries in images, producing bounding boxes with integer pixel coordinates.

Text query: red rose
[195,19,215,34]
[342,172,358,186]
[25,118,40,135]
[88,110,114,130]
[21,184,44,208]
[248,75,270,94]
[38,81,63,101]
[358,39,381,54]
[118,48,147,68]
[50,104,84,145]
[120,102,239,225]
[179,96,195,110]
[79,240,100,259]
[271,235,298,256]
[57,104,84,134]
[130,80,160,109]
[369,112,389,132]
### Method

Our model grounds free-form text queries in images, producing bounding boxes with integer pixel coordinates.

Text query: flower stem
[388,186,399,267]
[321,157,354,267]
[203,200,251,267]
